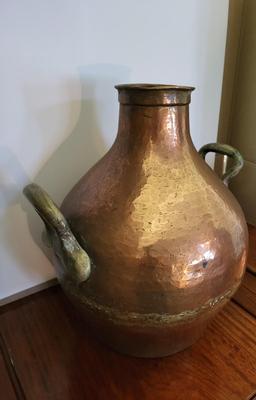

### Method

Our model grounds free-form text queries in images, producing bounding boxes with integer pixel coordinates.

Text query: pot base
[69,294,221,358]
[95,327,205,358]
[91,314,210,358]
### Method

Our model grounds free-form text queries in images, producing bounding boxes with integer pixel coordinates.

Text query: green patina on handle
[199,143,244,185]
[23,183,91,283]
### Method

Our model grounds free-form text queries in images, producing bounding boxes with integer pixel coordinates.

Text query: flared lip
[115,83,195,91]
[115,83,195,106]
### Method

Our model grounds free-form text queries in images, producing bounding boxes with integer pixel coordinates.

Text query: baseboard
[0,278,59,307]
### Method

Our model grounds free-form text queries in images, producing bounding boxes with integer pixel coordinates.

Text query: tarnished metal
[24,84,248,357]
[23,183,91,284]
[199,142,244,185]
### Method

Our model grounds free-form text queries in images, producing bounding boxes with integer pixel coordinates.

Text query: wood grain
[234,271,256,317]
[0,286,256,400]
[0,341,17,400]
[248,224,256,274]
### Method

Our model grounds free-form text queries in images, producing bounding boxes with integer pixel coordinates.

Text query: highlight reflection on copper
[59,84,248,357]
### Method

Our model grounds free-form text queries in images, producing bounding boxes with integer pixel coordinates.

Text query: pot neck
[115,84,194,153]
[116,103,192,152]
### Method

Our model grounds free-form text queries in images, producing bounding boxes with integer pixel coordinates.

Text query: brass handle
[23,183,91,283]
[199,143,244,185]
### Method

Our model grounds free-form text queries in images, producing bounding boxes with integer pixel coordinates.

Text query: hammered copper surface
[58,84,248,356]
[24,84,248,357]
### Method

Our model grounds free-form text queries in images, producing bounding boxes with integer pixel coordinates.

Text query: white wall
[0,0,229,301]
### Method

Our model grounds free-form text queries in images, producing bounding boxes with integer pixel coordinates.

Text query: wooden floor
[1,228,256,399]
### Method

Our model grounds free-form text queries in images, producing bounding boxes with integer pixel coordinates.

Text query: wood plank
[232,224,256,315]
[0,342,17,400]
[0,287,256,400]
[233,271,256,317]
[248,224,256,274]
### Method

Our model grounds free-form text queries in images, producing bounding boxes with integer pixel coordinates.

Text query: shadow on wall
[0,64,130,280]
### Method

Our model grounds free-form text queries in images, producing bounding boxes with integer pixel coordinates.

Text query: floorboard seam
[231,298,256,320]
[0,333,26,400]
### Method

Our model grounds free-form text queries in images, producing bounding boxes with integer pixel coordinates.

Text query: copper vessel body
[57,85,248,357]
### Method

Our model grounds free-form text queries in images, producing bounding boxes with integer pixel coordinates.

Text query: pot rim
[115,83,195,91]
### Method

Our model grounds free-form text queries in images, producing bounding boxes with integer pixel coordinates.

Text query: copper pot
[24,84,248,357]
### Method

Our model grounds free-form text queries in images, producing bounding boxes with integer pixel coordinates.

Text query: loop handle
[23,183,91,283]
[199,143,243,185]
